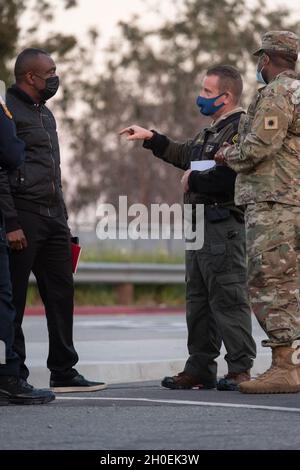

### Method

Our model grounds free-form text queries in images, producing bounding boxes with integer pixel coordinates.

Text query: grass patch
[134,284,185,306]
[80,249,184,264]
[27,283,185,307]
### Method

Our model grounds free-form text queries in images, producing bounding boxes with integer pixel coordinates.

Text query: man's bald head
[14,48,53,82]
[13,48,57,103]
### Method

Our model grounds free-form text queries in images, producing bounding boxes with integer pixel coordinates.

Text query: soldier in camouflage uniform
[120,65,256,391]
[216,31,300,393]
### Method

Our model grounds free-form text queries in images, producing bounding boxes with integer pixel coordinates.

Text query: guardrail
[29,262,185,304]
[30,262,185,284]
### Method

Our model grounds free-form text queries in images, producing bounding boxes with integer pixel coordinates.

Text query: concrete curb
[28,360,185,388]
[28,355,271,389]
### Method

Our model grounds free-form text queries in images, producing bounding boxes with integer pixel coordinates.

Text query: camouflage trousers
[245,202,300,347]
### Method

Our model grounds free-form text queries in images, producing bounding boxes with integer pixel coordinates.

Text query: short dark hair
[264,50,297,70]
[14,48,50,81]
[206,65,243,104]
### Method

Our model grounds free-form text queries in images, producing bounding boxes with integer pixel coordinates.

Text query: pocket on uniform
[203,143,220,160]
[9,166,26,192]
[238,114,252,141]
[210,242,230,273]
[216,272,248,307]
[249,242,296,288]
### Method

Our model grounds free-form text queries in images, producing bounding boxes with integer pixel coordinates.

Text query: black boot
[0,376,55,405]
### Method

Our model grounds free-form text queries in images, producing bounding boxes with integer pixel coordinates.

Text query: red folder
[71,242,82,274]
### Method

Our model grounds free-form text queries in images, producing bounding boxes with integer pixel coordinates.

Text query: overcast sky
[38,0,298,47]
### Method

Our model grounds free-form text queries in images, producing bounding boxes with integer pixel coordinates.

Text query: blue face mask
[256,66,267,85]
[196,93,225,116]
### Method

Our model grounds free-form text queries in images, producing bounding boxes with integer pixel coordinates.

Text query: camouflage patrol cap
[253,31,299,58]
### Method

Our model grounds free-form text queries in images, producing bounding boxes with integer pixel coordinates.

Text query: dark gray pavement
[1,381,300,450]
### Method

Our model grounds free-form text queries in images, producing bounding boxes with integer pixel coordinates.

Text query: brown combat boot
[161,371,216,390]
[239,342,300,394]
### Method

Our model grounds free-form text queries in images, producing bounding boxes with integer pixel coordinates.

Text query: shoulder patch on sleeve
[264,116,278,130]
[231,133,239,144]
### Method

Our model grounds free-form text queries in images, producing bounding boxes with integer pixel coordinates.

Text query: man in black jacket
[0,90,54,404]
[120,65,256,390]
[0,49,106,392]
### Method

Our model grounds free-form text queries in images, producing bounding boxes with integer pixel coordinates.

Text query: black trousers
[0,218,20,376]
[9,209,79,380]
[184,213,257,385]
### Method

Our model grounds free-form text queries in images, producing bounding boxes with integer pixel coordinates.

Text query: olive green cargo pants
[184,212,256,385]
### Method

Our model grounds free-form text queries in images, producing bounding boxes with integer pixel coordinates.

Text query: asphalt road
[1,380,300,451]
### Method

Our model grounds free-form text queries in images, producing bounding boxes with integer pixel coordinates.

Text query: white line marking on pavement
[56,396,300,413]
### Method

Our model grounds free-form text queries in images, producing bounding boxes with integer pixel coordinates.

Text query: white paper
[190,160,216,171]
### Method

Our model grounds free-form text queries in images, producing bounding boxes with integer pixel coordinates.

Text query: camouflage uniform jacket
[225,70,300,207]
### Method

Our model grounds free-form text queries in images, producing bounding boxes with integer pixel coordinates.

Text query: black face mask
[35,75,60,101]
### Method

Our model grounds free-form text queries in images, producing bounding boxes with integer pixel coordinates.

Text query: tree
[0,0,78,85]
[64,0,300,217]
[0,0,24,85]
[1,0,299,219]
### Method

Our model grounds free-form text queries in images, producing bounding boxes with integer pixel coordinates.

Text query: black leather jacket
[0,85,67,232]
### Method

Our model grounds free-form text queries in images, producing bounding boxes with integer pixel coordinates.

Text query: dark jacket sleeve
[62,200,69,221]
[143,130,193,170]
[0,105,24,231]
[188,165,236,196]
[59,182,69,221]
[0,106,25,170]
[0,168,20,231]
